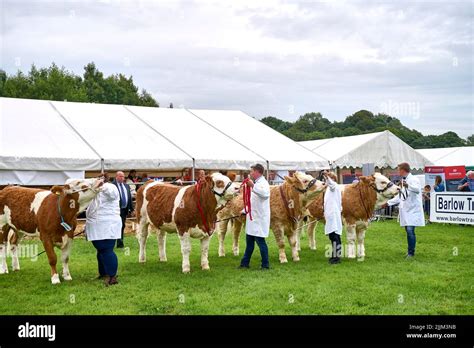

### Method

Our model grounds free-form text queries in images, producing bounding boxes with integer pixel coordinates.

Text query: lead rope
[242,178,253,221]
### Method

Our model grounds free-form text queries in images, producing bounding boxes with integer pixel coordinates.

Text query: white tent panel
[0,97,102,171]
[0,170,85,186]
[126,106,264,170]
[51,101,193,170]
[416,147,474,167]
[188,109,329,170]
[299,130,432,169]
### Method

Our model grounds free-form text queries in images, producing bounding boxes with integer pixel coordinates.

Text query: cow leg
[178,232,192,273]
[61,236,73,281]
[9,230,20,271]
[346,224,357,259]
[232,219,242,256]
[287,231,300,262]
[217,220,227,257]
[0,242,7,274]
[42,239,60,284]
[273,227,288,263]
[296,220,303,252]
[200,235,211,270]
[307,218,318,250]
[0,226,9,274]
[356,223,367,258]
[137,220,149,263]
[157,229,167,262]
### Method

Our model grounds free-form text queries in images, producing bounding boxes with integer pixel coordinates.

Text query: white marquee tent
[299,130,432,169]
[0,97,328,185]
[416,147,474,167]
[189,109,328,170]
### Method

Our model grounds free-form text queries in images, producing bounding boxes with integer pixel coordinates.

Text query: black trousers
[117,208,128,247]
[328,232,342,259]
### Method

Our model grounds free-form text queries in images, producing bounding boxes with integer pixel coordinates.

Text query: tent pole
[100,159,104,175]
[266,161,270,180]
[192,159,195,182]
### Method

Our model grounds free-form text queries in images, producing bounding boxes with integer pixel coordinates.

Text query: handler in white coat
[323,171,343,264]
[385,162,425,259]
[86,181,122,285]
[239,164,271,270]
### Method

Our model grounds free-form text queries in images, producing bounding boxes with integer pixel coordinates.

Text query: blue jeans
[92,239,118,277]
[240,234,269,268]
[404,226,416,256]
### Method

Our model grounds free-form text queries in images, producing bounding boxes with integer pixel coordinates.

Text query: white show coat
[245,176,271,238]
[324,177,343,235]
[387,173,425,227]
[85,183,123,241]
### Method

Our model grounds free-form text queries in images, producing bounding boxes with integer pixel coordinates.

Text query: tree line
[261,111,473,149]
[0,62,472,149]
[0,62,158,107]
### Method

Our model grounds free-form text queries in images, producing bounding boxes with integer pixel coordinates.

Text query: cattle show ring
[0,98,472,317]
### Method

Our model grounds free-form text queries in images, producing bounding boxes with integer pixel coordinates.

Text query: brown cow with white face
[300,173,400,258]
[0,178,103,284]
[217,172,326,262]
[136,173,237,273]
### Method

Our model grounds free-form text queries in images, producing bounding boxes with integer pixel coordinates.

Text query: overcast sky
[1,0,473,137]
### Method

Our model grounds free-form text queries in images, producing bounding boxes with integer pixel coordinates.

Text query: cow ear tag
[60,222,72,231]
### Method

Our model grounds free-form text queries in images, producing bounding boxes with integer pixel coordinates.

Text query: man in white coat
[239,164,271,270]
[86,180,122,285]
[385,162,425,259]
[323,171,343,264]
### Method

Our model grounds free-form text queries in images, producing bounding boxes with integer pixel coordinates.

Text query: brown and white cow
[136,173,237,273]
[216,172,326,263]
[0,178,103,284]
[300,173,399,258]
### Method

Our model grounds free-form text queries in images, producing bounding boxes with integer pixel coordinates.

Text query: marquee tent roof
[188,109,328,170]
[299,130,432,169]
[0,98,328,184]
[416,147,474,167]
[51,100,193,171]
[0,97,102,171]
[125,106,264,169]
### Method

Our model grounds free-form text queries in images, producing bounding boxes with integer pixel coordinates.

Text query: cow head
[284,172,326,202]
[359,173,400,209]
[63,178,104,212]
[208,173,238,206]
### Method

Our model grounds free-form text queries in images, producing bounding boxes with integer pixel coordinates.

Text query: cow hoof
[233,251,239,256]
[347,255,356,259]
[159,258,167,262]
[293,257,300,262]
[63,274,72,281]
[201,264,210,271]
[279,258,288,264]
[139,258,146,263]
[218,253,225,257]
[0,269,8,274]
[13,268,20,272]
[51,274,61,285]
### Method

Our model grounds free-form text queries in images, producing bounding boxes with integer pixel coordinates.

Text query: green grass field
[0,220,473,315]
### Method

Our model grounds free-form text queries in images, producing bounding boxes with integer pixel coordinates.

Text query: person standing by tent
[85,179,121,286]
[323,171,343,264]
[112,171,133,248]
[239,163,271,270]
[384,162,425,259]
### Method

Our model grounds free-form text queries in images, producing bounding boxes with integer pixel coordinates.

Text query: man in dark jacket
[112,171,133,248]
